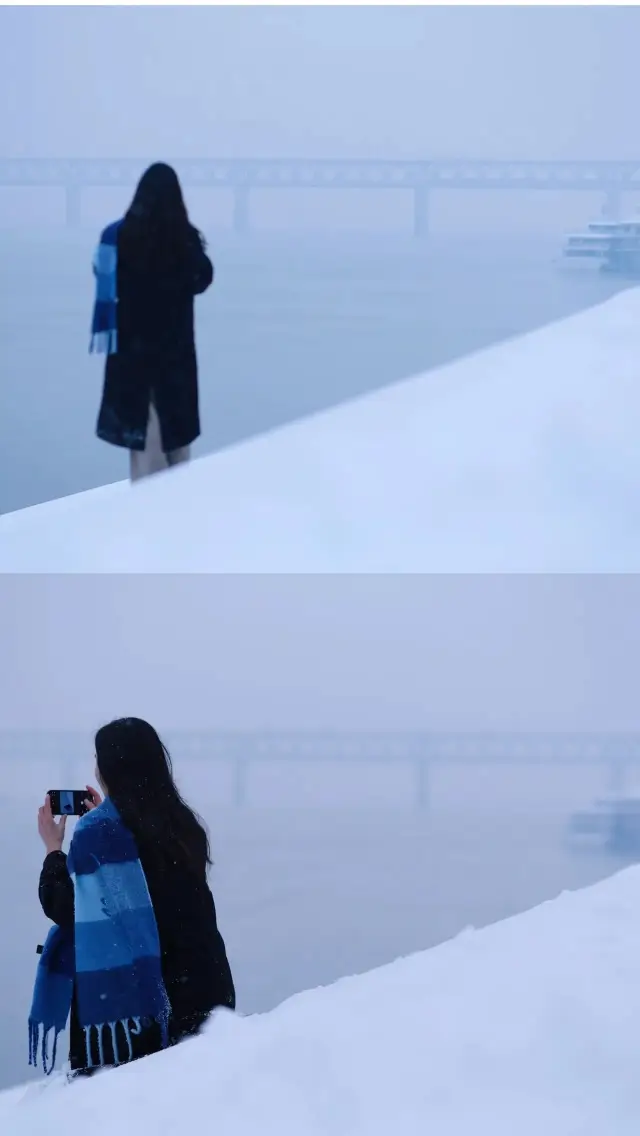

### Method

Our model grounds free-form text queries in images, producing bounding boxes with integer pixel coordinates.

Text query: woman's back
[32,718,235,1078]
[93,717,234,1024]
[38,819,235,1072]
[136,839,235,1023]
[116,231,213,355]
[94,163,213,466]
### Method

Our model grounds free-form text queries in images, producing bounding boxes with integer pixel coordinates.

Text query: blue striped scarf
[90,220,122,355]
[29,797,171,1074]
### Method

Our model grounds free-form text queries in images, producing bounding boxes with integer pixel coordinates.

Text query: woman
[30,718,235,1076]
[91,163,214,481]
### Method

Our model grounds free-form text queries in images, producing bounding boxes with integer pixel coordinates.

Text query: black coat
[96,234,214,454]
[39,847,235,1073]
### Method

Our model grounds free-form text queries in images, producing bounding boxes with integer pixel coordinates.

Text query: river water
[0,782,626,1092]
[0,229,628,1086]
[0,230,624,515]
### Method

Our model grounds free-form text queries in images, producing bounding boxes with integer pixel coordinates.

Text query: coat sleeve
[191,246,214,296]
[39,850,75,929]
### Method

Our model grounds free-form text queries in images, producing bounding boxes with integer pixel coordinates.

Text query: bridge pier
[413,186,430,238]
[602,189,622,219]
[233,186,250,235]
[65,184,82,227]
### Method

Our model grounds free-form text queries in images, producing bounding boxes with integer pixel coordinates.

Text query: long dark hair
[118,162,205,271]
[95,717,211,874]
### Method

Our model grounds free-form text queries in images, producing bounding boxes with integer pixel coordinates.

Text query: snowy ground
[1,576,635,1091]
[0,776,624,1095]
[0,232,635,1124]
[0,230,622,516]
[3,864,639,1135]
[1,286,640,571]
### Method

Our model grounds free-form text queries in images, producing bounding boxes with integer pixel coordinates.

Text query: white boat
[563,220,621,260]
[569,787,640,856]
[562,215,640,275]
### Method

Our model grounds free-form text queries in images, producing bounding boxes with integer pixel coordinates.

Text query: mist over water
[0,769,628,1093]
[0,231,625,515]
[3,574,640,1090]
[1,1,638,1099]
[2,6,639,512]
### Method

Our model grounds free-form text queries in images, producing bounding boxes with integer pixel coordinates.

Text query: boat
[562,215,640,276]
[568,787,640,857]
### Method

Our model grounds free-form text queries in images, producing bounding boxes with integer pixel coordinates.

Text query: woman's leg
[130,401,169,482]
[166,444,191,469]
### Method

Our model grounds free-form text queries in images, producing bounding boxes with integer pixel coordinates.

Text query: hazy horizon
[1,576,639,734]
[1,7,639,161]
[1,4,638,1104]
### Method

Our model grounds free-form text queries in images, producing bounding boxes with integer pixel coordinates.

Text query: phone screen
[48,790,88,817]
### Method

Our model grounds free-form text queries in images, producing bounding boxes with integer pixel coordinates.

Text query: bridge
[2,157,639,235]
[3,729,640,808]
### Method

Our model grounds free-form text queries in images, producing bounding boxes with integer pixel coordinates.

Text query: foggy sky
[0,575,637,733]
[1,7,640,160]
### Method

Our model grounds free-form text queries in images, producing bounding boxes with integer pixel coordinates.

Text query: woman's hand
[38,795,67,855]
[83,785,103,812]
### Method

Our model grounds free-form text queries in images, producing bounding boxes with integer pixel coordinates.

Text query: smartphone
[47,790,88,817]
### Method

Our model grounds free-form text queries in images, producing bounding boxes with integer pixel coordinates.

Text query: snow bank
[3,867,640,1135]
[2,288,640,572]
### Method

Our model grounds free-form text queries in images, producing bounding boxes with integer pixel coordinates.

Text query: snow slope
[1,289,640,572]
[2,866,639,1135]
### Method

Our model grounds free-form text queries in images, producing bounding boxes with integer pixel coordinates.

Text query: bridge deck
[1,158,640,191]
[3,731,640,763]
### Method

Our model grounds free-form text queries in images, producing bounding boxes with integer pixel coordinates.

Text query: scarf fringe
[82,1010,170,1070]
[30,797,171,1077]
[30,1009,170,1075]
[29,1020,60,1076]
